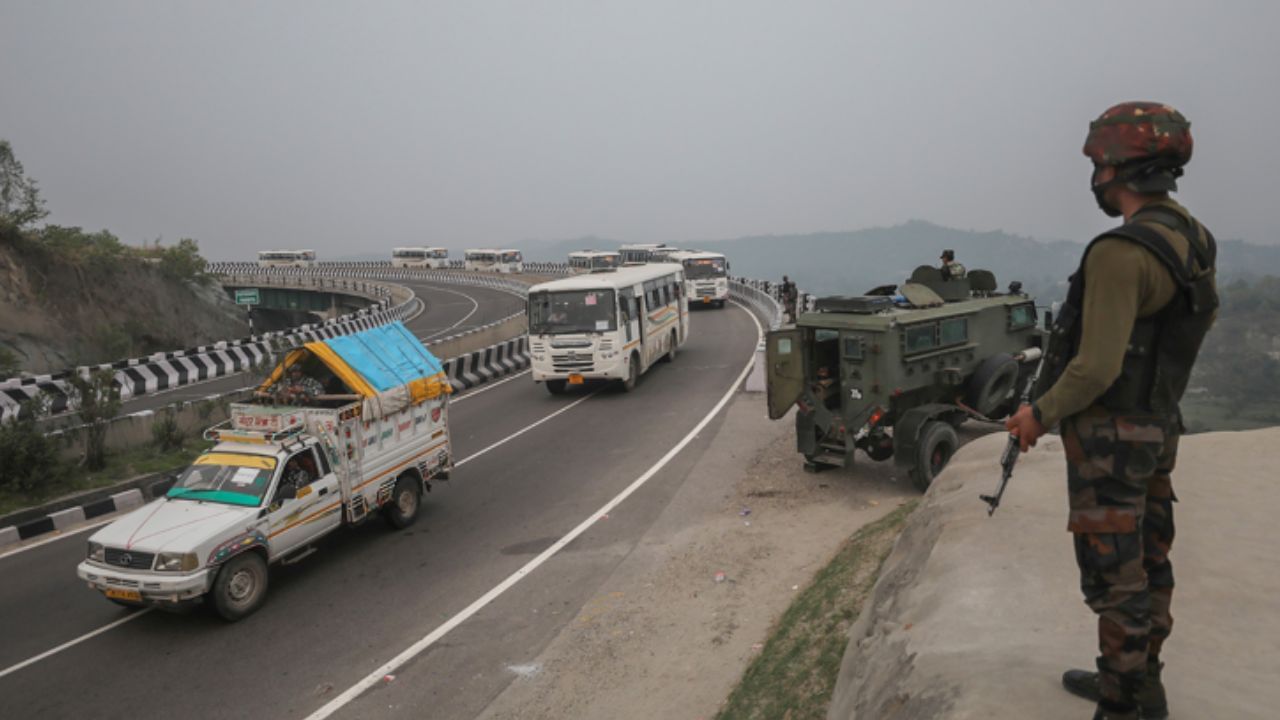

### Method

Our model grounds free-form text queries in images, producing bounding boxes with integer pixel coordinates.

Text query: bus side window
[620,295,633,340]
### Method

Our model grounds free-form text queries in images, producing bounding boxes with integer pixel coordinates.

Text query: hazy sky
[2,1,1276,260]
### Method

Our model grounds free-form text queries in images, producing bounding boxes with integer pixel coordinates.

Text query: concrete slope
[828,428,1278,720]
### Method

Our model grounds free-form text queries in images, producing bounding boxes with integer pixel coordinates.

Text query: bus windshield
[683,258,726,279]
[529,290,617,335]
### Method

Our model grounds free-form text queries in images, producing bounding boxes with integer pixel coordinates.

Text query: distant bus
[257,249,316,267]
[391,247,449,268]
[618,243,672,265]
[568,250,621,274]
[464,248,524,273]
[528,264,689,394]
[670,250,730,308]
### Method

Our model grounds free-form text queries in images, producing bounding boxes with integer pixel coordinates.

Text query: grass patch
[0,441,210,517]
[715,500,918,720]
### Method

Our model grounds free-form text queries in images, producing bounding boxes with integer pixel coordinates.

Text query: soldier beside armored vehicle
[765,264,1044,491]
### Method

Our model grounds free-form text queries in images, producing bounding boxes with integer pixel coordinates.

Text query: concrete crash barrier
[443,337,530,392]
[826,428,1280,720]
[0,470,179,550]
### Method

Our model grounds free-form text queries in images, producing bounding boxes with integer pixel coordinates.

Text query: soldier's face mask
[1090,165,1124,218]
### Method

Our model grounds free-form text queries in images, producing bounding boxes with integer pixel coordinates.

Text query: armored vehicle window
[777,337,793,355]
[904,324,937,354]
[940,318,968,346]
[1008,303,1036,330]
[843,336,863,360]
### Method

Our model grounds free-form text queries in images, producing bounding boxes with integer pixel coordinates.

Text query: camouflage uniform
[270,375,325,403]
[1060,408,1179,707]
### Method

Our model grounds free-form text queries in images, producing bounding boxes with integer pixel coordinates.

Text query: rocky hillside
[0,235,246,374]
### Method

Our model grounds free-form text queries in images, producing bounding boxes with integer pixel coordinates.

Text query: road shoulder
[475,393,917,720]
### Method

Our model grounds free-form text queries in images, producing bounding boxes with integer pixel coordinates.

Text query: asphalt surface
[97,279,527,417]
[0,303,759,720]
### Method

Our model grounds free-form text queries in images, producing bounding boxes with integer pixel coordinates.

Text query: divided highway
[105,279,527,416]
[0,304,760,720]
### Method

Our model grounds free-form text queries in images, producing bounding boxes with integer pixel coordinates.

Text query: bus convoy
[391,247,450,268]
[527,264,689,394]
[669,250,730,307]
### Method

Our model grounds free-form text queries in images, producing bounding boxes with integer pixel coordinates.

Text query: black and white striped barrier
[442,337,529,392]
[0,486,149,548]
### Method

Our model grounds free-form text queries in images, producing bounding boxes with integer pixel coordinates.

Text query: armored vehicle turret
[765,265,1045,490]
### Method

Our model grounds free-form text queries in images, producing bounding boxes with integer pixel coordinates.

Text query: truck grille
[105,548,155,570]
[552,354,594,372]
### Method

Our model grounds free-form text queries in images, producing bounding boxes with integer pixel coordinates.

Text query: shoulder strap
[1130,205,1216,274]
[1101,223,1197,287]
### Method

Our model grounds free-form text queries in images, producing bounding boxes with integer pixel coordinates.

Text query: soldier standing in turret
[1006,102,1218,720]
[939,249,966,280]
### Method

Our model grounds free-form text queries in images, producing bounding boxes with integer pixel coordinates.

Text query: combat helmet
[1084,101,1193,200]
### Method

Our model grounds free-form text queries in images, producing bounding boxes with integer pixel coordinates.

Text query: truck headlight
[87,541,105,562]
[155,552,199,572]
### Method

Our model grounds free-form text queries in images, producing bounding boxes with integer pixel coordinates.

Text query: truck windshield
[683,258,726,279]
[529,290,617,335]
[166,453,277,507]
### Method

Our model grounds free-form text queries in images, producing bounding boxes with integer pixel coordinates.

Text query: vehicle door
[264,446,342,558]
[766,328,807,419]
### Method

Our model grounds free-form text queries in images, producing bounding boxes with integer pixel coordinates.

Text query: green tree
[0,140,48,229]
[158,237,210,283]
[67,369,123,470]
[0,397,63,492]
[0,345,19,377]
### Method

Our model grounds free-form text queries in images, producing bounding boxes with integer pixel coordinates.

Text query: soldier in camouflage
[270,361,325,405]
[1006,102,1218,720]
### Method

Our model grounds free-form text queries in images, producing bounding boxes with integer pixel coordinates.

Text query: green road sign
[235,288,260,306]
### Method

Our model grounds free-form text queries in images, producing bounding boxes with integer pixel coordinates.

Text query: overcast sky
[2,1,1276,260]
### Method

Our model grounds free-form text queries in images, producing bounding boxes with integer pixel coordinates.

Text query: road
[0,304,759,720]
[99,279,527,417]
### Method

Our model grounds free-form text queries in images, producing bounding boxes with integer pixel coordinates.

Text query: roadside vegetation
[716,501,917,720]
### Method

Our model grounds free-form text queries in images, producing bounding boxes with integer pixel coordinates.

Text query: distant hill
[524,221,1280,303]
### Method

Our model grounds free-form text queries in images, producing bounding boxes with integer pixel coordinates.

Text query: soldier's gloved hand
[1006,403,1046,453]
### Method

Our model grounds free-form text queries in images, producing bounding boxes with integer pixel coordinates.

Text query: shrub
[0,398,64,492]
[151,407,185,452]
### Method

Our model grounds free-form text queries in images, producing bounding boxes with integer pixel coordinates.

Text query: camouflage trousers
[1062,407,1179,708]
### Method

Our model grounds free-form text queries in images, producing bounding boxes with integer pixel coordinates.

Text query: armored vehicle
[765,265,1044,491]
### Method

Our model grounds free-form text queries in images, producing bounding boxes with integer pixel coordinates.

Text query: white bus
[257,249,317,267]
[618,243,672,265]
[391,247,449,268]
[528,264,689,394]
[568,250,621,274]
[670,250,730,308]
[464,248,524,273]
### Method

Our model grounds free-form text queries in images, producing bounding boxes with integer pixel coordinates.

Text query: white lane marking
[0,608,154,680]
[455,390,598,468]
[304,302,762,719]
[417,286,481,341]
[0,518,117,560]
[449,369,531,404]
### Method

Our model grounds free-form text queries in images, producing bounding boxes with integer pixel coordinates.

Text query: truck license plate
[105,588,142,602]
[568,374,585,385]
[702,297,710,303]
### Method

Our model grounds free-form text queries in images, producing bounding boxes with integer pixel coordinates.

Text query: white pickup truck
[76,322,453,621]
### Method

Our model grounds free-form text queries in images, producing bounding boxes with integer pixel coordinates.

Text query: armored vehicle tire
[621,355,639,392]
[210,552,269,622]
[384,476,422,529]
[909,421,959,492]
[965,354,1020,418]
[545,379,567,395]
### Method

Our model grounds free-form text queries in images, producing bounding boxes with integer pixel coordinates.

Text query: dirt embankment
[0,241,246,374]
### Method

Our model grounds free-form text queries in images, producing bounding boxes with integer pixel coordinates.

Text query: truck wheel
[621,355,639,392]
[965,354,1020,418]
[545,379,567,395]
[384,476,421,529]
[210,552,269,622]
[908,421,958,493]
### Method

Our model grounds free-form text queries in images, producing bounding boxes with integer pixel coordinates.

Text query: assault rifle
[980,351,1044,516]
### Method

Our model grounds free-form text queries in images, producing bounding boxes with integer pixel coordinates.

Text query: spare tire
[965,354,1020,418]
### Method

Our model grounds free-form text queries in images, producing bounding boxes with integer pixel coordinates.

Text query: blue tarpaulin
[323,322,446,392]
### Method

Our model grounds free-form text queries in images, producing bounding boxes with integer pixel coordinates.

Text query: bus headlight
[87,541,105,562]
[155,552,200,572]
